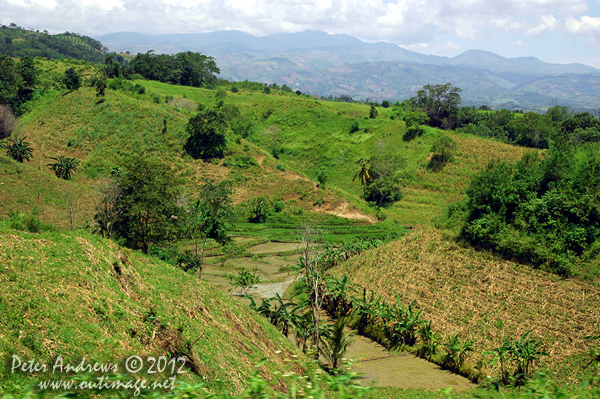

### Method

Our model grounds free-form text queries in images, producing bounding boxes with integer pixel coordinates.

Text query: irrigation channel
[202,239,475,390]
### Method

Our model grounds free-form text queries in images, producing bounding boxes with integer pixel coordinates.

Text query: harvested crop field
[331,225,600,382]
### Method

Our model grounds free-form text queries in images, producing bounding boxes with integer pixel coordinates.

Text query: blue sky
[2,0,600,68]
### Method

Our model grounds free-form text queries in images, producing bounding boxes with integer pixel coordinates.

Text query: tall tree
[182,179,235,278]
[0,55,21,107]
[184,107,227,159]
[63,67,81,92]
[17,57,38,90]
[410,83,462,129]
[112,157,180,254]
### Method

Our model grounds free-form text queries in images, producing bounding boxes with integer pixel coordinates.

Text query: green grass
[140,79,530,226]
[0,225,304,396]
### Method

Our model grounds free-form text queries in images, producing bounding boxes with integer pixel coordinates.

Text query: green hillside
[0,25,106,62]
[0,224,303,396]
[3,56,600,398]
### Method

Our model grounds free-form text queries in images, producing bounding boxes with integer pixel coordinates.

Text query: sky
[2,0,600,68]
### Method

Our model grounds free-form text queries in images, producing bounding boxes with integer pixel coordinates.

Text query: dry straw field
[332,224,600,382]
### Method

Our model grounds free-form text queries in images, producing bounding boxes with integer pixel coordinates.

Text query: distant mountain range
[97,30,600,110]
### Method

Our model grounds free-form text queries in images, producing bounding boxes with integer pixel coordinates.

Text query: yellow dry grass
[332,225,600,382]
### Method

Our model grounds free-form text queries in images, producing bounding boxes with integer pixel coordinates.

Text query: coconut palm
[352,159,372,199]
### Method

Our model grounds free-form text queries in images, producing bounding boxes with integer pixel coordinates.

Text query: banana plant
[350,289,378,335]
[271,293,302,337]
[510,331,548,381]
[325,275,359,317]
[416,320,441,359]
[483,340,512,385]
[443,333,474,371]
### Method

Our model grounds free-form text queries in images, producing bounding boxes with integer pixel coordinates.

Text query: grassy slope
[8,61,533,228]
[331,225,600,383]
[0,154,96,230]
[8,83,373,227]
[143,79,531,226]
[0,225,303,395]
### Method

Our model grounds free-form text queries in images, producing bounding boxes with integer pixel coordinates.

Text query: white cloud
[401,41,462,56]
[566,15,600,34]
[0,0,593,46]
[526,14,558,35]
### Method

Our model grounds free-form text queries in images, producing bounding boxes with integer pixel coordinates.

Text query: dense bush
[459,143,600,275]
[128,51,219,88]
[456,106,600,150]
[184,107,227,159]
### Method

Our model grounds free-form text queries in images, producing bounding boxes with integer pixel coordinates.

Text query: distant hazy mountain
[97,30,600,110]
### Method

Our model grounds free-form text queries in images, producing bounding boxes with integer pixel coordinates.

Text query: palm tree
[320,318,356,371]
[4,136,34,163]
[48,155,80,180]
[352,159,372,199]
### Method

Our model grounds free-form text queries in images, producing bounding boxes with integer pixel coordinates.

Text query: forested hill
[0,24,107,63]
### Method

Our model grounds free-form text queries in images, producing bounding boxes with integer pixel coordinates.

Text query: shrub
[273,200,285,213]
[228,267,260,295]
[48,155,79,180]
[62,67,81,92]
[369,105,378,119]
[215,89,227,100]
[316,168,328,188]
[3,136,33,163]
[184,108,227,159]
[248,196,270,223]
[428,136,458,171]
[5,210,55,233]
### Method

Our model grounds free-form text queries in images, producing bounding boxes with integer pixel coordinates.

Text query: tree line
[105,51,220,88]
[0,25,107,63]
[404,83,600,150]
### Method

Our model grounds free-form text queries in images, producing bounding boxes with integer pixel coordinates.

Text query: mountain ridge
[96,29,600,109]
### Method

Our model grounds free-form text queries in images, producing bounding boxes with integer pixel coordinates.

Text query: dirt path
[344,324,475,390]
[316,202,377,223]
[246,277,296,298]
